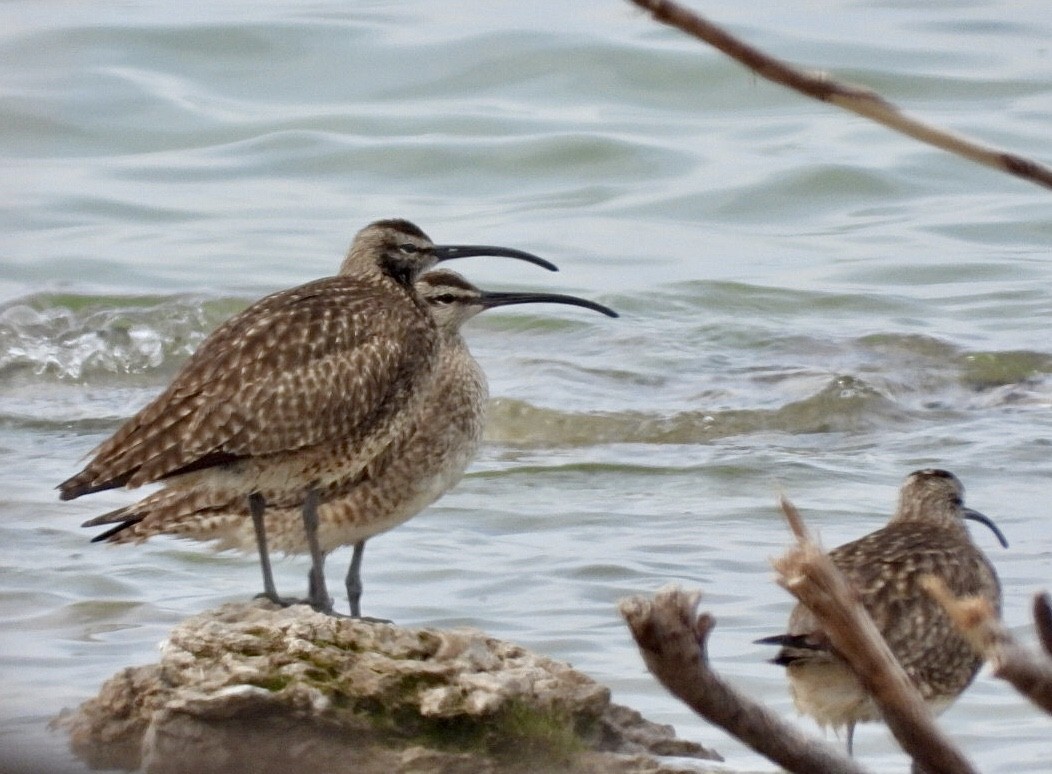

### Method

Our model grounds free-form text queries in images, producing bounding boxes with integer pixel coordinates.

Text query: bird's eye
[433,294,458,304]
[399,243,419,254]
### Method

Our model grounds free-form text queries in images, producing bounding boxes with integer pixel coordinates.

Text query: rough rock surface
[57,600,721,773]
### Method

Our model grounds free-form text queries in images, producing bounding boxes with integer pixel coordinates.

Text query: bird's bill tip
[477,290,618,318]
[432,244,559,272]
[962,507,1009,548]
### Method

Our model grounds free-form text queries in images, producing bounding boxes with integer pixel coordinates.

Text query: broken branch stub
[619,585,870,774]
[924,579,1052,716]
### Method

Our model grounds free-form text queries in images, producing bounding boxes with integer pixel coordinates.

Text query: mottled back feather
[783,521,1000,687]
[59,272,438,498]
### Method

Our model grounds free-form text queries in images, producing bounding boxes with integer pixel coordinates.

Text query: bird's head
[340,219,558,286]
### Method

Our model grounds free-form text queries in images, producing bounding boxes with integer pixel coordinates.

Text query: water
[3,1,1051,771]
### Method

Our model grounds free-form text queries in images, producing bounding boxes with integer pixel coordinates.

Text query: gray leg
[846,722,855,757]
[307,553,329,607]
[251,493,304,607]
[250,493,281,603]
[344,541,391,623]
[346,540,366,618]
[302,487,334,614]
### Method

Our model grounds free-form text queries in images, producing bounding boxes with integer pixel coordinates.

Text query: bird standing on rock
[83,269,618,617]
[60,219,558,614]
[756,468,1006,755]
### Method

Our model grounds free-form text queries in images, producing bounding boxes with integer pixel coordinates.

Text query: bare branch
[924,579,1052,716]
[773,499,979,774]
[619,585,871,774]
[626,0,1052,191]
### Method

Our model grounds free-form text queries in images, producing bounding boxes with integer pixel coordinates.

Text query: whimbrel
[756,468,1006,754]
[82,269,618,616]
[59,220,558,613]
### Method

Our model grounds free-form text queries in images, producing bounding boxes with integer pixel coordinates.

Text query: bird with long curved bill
[60,220,564,614]
[756,468,1006,756]
[81,269,618,617]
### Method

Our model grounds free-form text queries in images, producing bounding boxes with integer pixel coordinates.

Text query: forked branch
[619,585,870,774]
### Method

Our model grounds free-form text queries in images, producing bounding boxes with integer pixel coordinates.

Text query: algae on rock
[57,600,720,774]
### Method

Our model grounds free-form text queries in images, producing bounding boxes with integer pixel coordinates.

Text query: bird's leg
[302,486,334,614]
[250,493,304,607]
[846,722,855,757]
[307,553,329,607]
[346,540,366,618]
[250,493,280,603]
[344,540,392,623]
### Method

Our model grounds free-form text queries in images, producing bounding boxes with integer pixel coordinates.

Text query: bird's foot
[354,614,393,624]
[308,598,344,617]
[254,590,390,622]
[254,591,312,608]
[302,601,390,622]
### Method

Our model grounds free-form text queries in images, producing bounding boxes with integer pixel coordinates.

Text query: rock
[57,600,721,773]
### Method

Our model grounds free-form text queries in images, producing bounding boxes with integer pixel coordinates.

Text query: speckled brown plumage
[81,270,618,615]
[758,469,1003,752]
[59,221,439,500]
[61,220,561,614]
[87,271,490,553]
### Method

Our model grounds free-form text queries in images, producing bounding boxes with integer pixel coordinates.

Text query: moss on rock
[57,600,721,773]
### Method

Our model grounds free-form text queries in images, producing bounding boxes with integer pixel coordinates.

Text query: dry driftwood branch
[627,0,1052,191]
[774,497,979,774]
[924,579,1052,716]
[619,585,871,774]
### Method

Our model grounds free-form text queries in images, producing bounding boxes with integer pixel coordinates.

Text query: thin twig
[619,585,871,774]
[773,497,979,774]
[627,0,1052,191]
[924,579,1052,716]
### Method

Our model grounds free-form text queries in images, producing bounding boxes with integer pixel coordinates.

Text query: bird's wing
[59,276,437,498]
[761,525,1000,677]
[825,528,999,682]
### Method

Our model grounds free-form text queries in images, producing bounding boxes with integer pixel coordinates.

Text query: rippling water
[3,1,1052,772]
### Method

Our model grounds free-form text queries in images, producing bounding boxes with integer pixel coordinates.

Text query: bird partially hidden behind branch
[60,220,562,615]
[79,269,618,617]
[756,469,1007,754]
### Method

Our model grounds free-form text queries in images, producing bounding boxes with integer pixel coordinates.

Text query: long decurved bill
[962,507,1009,548]
[478,290,618,318]
[432,244,558,272]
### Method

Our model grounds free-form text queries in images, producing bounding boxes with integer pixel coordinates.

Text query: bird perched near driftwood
[59,219,558,614]
[757,468,1007,754]
[82,269,618,616]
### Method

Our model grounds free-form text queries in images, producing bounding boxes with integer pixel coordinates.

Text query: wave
[3,291,1048,441]
[0,292,240,383]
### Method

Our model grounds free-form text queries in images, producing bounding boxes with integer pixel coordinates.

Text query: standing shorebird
[756,469,1007,754]
[59,219,558,613]
[82,270,618,616]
